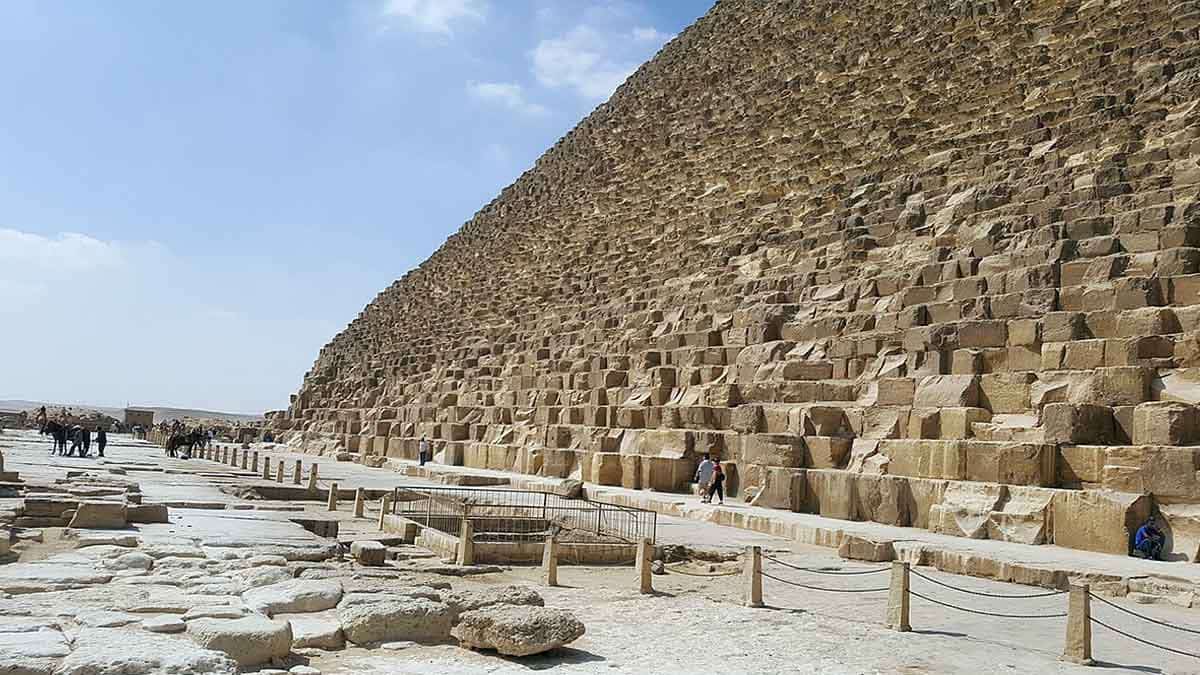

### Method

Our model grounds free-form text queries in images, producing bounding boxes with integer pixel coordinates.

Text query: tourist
[418,435,431,466]
[68,426,83,457]
[95,426,107,458]
[695,454,715,503]
[708,461,725,505]
[82,426,92,456]
[1133,516,1165,561]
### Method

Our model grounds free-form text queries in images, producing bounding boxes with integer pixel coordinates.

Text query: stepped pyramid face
[278,0,1200,559]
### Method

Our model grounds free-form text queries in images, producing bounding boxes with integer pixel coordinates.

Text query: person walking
[708,461,726,505]
[418,436,431,466]
[95,426,107,458]
[695,454,715,503]
[82,427,92,457]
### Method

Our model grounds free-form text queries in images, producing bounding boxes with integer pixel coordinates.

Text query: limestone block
[905,478,948,530]
[1140,446,1200,500]
[846,439,881,474]
[978,373,1033,414]
[747,466,805,511]
[639,456,693,492]
[803,437,851,469]
[797,406,851,436]
[929,483,1006,539]
[450,606,585,657]
[740,434,806,467]
[877,378,916,405]
[187,616,293,667]
[1160,504,1200,562]
[351,541,386,566]
[913,375,979,408]
[837,535,895,562]
[853,474,910,526]
[986,486,1055,545]
[879,439,965,481]
[1132,402,1200,445]
[1071,367,1150,406]
[619,455,641,490]
[939,407,991,439]
[588,453,622,485]
[861,407,907,439]
[907,408,940,439]
[1058,445,1106,486]
[126,504,169,524]
[68,502,127,530]
[1042,404,1115,444]
[801,469,857,521]
[963,441,1055,487]
[1052,490,1152,555]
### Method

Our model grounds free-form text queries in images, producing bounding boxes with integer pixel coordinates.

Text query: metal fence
[391,485,656,545]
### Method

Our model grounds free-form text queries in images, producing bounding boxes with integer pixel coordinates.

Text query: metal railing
[390,485,656,545]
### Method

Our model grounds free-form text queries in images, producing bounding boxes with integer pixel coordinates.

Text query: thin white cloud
[631,26,671,42]
[466,81,548,116]
[380,0,486,35]
[532,22,672,101]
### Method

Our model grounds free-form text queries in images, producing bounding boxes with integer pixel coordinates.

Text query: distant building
[124,408,155,429]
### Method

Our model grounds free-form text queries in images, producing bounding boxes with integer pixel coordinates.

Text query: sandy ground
[3,430,1199,674]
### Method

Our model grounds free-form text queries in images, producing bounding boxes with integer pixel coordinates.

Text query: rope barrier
[1090,616,1200,659]
[1089,592,1200,636]
[664,564,742,578]
[761,570,888,593]
[909,590,1066,619]
[761,553,888,575]
[909,568,1065,599]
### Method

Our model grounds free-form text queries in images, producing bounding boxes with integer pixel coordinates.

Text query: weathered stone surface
[278,610,345,650]
[837,535,895,562]
[58,627,237,674]
[1053,490,1152,555]
[337,597,453,645]
[243,579,343,616]
[450,606,585,657]
[441,585,545,619]
[187,615,293,666]
[349,540,386,566]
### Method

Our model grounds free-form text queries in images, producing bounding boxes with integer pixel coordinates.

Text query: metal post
[327,482,339,511]
[1061,584,1093,666]
[886,561,911,632]
[745,546,763,608]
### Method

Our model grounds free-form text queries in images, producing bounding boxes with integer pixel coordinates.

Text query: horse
[165,430,203,459]
[42,421,68,455]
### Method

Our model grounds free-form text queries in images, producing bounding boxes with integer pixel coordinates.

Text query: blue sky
[0,0,713,413]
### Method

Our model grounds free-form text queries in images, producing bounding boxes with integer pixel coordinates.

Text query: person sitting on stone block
[1133,517,1165,561]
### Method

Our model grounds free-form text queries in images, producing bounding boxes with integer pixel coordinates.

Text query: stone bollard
[293,460,302,485]
[1061,584,1093,665]
[456,519,475,566]
[276,460,285,483]
[327,482,339,511]
[744,545,763,608]
[378,495,391,530]
[354,488,366,518]
[221,448,228,464]
[636,538,653,594]
[885,561,911,632]
[252,451,259,474]
[308,464,318,492]
[542,536,559,587]
[231,449,239,468]
[240,451,248,471]
[262,458,271,480]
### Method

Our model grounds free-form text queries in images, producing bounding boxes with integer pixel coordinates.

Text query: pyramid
[274,0,1200,560]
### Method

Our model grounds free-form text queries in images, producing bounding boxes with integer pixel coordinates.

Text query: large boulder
[187,615,293,667]
[242,579,343,616]
[56,627,237,674]
[68,501,127,529]
[451,606,585,657]
[442,585,544,620]
[337,597,453,645]
[278,610,345,650]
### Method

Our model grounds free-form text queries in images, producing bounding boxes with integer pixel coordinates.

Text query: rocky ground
[1,430,1197,674]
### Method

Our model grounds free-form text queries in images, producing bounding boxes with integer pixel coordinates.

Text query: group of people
[62,425,108,458]
[693,454,726,505]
